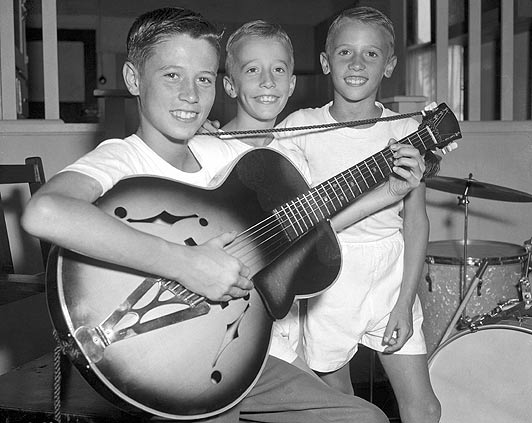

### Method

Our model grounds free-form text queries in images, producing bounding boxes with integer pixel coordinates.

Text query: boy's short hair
[325,6,395,55]
[126,7,223,71]
[225,20,294,77]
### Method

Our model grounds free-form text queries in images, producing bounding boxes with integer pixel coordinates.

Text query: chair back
[0,157,51,273]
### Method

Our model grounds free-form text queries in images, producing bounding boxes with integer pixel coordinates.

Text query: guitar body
[47,148,341,419]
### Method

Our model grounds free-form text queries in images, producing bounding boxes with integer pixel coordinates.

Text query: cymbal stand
[457,174,474,305]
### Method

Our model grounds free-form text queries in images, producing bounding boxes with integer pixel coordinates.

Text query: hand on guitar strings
[387,139,426,197]
[182,231,253,302]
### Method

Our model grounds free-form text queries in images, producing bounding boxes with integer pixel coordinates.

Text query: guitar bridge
[74,277,210,363]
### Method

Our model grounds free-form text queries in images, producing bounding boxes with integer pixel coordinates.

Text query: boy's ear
[384,55,397,79]
[123,61,140,95]
[223,75,238,98]
[288,74,297,97]
[319,52,330,75]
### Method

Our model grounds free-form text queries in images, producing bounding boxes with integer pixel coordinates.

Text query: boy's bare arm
[331,143,425,232]
[382,184,428,353]
[21,172,252,302]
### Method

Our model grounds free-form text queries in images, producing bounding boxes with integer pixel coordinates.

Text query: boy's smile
[224,37,296,126]
[320,20,396,117]
[125,34,218,145]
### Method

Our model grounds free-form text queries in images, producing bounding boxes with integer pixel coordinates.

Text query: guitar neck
[275,125,436,240]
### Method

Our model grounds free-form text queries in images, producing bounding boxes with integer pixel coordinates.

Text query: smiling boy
[276,7,441,423]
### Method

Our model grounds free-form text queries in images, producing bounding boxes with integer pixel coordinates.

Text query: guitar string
[225,130,434,267]
[226,129,434,263]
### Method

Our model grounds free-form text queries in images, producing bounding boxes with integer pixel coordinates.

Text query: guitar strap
[207,110,423,138]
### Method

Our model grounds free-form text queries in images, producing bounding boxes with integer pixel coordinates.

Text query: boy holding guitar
[275,7,442,423]
[22,7,426,423]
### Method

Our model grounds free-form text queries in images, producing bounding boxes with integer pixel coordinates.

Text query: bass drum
[429,315,532,423]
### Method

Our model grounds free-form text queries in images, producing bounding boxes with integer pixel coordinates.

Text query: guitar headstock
[420,103,462,153]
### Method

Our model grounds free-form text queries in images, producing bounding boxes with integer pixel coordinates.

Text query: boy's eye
[367,51,379,58]
[198,76,213,85]
[338,49,351,56]
[274,67,286,73]
[246,67,259,74]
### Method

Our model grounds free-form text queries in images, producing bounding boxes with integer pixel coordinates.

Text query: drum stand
[519,237,532,309]
[440,258,488,345]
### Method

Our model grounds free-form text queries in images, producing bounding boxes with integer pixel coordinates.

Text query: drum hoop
[426,253,526,266]
[429,321,532,365]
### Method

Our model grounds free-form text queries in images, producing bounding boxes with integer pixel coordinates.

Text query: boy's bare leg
[378,353,441,423]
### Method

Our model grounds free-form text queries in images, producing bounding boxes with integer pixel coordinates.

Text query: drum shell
[418,240,526,356]
[428,317,532,423]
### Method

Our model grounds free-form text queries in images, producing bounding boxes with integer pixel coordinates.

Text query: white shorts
[302,232,426,373]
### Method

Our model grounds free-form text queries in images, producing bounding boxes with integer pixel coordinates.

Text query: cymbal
[425,175,532,202]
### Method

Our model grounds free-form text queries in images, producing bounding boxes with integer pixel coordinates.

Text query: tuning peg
[440,141,458,155]
[424,102,438,111]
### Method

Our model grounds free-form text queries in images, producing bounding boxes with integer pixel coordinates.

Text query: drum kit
[420,174,532,423]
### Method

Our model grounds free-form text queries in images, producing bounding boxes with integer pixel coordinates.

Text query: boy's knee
[400,396,441,423]
[426,398,442,423]
[359,402,389,423]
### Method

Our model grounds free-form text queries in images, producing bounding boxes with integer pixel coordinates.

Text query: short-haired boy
[276,6,441,423]
[22,8,392,423]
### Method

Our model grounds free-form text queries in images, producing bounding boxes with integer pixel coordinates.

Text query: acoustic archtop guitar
[47,103,461,420]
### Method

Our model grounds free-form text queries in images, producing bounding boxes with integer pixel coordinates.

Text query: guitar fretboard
[274,126,435,240]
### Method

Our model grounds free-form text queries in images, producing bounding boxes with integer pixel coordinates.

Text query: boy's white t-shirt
[189,133,311,184]
[276,101,420,243]
[62,134,215,194]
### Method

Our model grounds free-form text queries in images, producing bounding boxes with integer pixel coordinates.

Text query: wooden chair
[0,156,51,275]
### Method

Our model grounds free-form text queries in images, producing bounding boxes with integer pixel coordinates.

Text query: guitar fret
[294,197,311,233]
[347,168,363,193]
[334,176,350,206]
[310,188,326,220]
[340,172,357,200]
[372,156,385,180]
[364,161,378,184]
[286,202,303,237]
[355,165,370,190]
[303,193,320,224]
[317,185,333,216]
[298,193,316,225]
[326,181,339,212]
[381,150,394,173]
[416,130,427,151]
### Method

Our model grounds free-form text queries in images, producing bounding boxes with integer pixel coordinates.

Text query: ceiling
[46,0,359,26]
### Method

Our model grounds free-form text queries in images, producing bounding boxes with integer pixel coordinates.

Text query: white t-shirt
[189,133,311,184]
[276,102,419,243]
[62,134,214,194]
[189,133,311,364]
